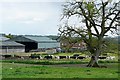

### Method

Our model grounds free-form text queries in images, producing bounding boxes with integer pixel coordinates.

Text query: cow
[44,55,52,59]
[106,56,115,60]
[55,56,60,59]
[3,55,12,58]
[77,56,86,59]
[29,55,41,59]
[99,56,107,59]
[59,56,67,59]
[70,56,77,59]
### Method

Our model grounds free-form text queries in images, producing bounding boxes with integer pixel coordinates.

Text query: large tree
[59,0,120,67]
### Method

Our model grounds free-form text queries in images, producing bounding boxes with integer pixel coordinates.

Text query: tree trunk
[87,55,100,67]
[87,50,100,67]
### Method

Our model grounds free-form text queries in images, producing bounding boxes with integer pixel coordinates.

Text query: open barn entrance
[16,42,37,52]
[9,36,38,52]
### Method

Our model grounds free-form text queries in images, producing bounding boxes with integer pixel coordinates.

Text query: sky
[0,0,119,37]
[0,0,65,35]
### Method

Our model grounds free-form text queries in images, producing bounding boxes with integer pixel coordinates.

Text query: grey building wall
[0,46,25,53]
[38,42,60,48]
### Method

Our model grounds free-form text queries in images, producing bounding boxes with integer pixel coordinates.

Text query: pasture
[1,62,118,78]
[1,52,119,79]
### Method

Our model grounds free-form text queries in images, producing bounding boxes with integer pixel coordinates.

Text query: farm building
[0,34,9,41]
[9,35,60,52]
[60,40,87,52]
[0,34,25,53]
[0,41,25,53]
[8,36,38,52]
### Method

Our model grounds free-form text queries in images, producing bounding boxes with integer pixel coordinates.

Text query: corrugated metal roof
[9,36,37,42]
[0,35,9,41]
[8,35,60,48]
[23,36,60,48]
[0,41,25,46]
[0,37,9,41]
[24,35,58,43]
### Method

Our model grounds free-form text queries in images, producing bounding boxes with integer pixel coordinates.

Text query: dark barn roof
[9,36,37,42]
[0,34,9,41]
[9,35,58,43]
[9,35,60,49]
[0,41,25,47]
[24,35,58,43]
[0,34,25,47]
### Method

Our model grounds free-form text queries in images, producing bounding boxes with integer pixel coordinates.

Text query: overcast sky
[0,0,64,35]
[0,0,119,37]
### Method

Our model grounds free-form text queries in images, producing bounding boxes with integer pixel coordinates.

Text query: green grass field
[1,52,118,78]
[1,62,118,78]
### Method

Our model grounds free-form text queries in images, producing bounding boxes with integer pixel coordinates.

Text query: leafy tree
[5,34,13,39]
[60,36,83,52]
[103,37,118,53]
[59,0,120,67]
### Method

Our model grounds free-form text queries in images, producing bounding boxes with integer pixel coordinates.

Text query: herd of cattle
[29,55,116,60]
[30,55,86,60]
[1,54,116,60]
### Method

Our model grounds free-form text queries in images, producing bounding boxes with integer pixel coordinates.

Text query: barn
[9,35,60,52]
[0,41,25,53]
[0,34,25,53]
[24,35,60,49]
[9,36,38,52]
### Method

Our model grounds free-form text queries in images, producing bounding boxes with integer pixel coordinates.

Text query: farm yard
[0,0,120,79]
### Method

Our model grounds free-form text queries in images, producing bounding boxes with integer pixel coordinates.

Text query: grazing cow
[14,55,21,58]
[59,56,67,59]
[85,55,90,58]
[21,57,24,59]
[70,56,77,59]
[29,55,41,59]
[21,56,30,60]
[44,56,52,59]
[0,55,5,60]
[39,56,43,59]
[55,56,60,59]
[51,55,55,59]
[3,55,12,58]
[66,56,70,59]
[99,56,106,59]
[77,56,86,59]
[106,56,115,60]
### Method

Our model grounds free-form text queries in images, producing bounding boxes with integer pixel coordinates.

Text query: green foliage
[88,37,98,48]
[60,36,83,52]
[5,34,13,39]
[103,37,118,53]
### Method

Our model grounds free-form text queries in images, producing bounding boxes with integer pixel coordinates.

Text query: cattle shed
[24,35,60,49]
[0,34,9,41]
[9,35,60,52]
[9,36,38,52]
[0,41,25,53]
[0,34,25,53]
